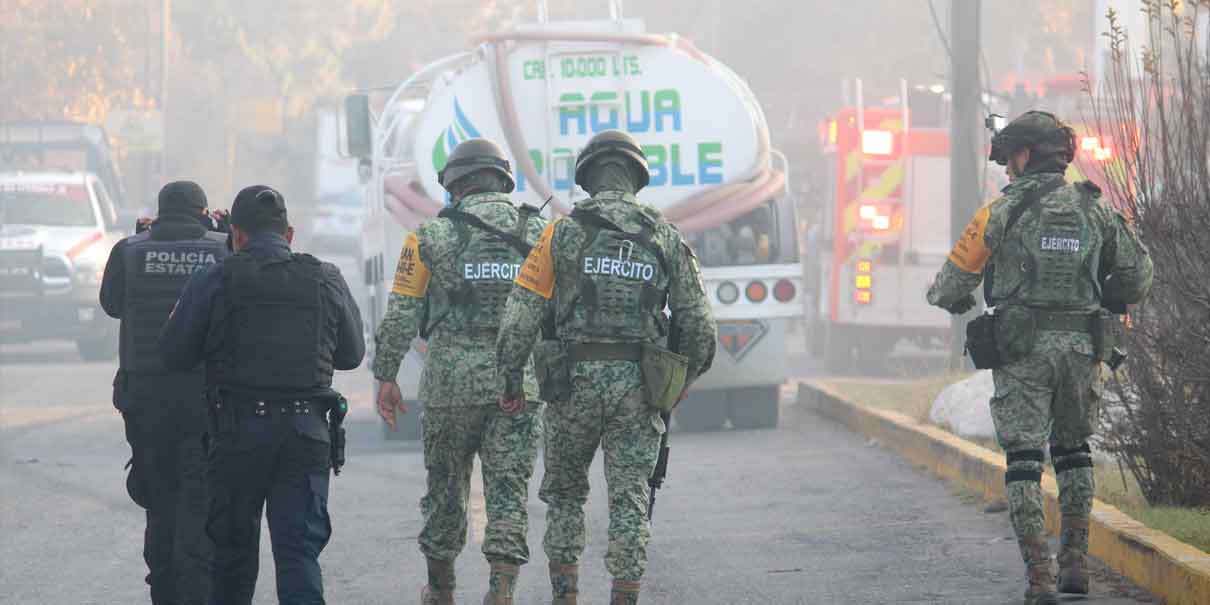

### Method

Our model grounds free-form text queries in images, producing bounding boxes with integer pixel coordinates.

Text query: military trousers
[540,361,665,582]
[419,403,543,564]
[991,330,1103,567]
[206,399,333,605]
[118,375,212,605]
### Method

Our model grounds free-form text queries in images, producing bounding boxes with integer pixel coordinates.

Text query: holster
[964,313,1002,370]
[1091,310,1120,362]
[534,340,572,403]
[640,343,689,413]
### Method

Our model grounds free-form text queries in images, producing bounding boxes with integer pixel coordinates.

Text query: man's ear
[285,225,295,244]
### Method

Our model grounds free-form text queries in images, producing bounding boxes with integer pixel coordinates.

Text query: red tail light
[745,281,768,302]
[773,279,795,302]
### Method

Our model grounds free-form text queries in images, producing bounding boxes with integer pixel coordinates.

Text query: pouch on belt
[641,343,689,413]
[534,340,571,402]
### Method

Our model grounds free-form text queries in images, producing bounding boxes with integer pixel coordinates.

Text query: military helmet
[438,138,515,193]
[988,110,1076,166]
[574,130,651,191]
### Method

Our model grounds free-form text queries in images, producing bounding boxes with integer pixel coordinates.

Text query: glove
[941,294,977,315]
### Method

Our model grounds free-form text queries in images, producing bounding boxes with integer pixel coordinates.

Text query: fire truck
[807,82,955,372]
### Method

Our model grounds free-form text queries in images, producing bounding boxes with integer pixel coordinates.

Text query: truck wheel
[382,401,423,441]
[728,386,779,430]
[675,389,727,432]
[76,328,118,362]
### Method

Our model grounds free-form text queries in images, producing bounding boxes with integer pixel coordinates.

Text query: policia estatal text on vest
[100,181,229,604]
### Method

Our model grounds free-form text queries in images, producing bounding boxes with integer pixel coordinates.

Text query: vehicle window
[687,202,780,267]
[92,180,118,228]
[0,183,97,227]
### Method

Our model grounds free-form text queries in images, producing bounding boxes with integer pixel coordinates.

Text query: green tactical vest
[423,204,537,336]
[997,183,1103,310]
[560,205,670,342]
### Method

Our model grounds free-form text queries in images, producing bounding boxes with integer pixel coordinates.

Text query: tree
[1090,0,1210,507]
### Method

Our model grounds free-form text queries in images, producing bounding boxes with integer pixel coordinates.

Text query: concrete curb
[800,380,1210,605]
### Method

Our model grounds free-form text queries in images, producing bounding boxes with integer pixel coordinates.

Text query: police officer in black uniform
[159,185,364,605]
[100,180,228,605]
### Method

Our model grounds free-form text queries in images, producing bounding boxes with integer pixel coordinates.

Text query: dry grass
[819,374,1210,554]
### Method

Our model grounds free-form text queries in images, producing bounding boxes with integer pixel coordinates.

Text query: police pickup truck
[0,172,124,360]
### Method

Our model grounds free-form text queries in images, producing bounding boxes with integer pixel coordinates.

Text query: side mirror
[345,94,372,158]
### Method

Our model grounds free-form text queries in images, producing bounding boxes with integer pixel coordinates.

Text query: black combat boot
[1057,515,1090,594]
[422,557,455,605]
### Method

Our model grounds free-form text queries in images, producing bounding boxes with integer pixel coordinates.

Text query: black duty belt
[222,397,328,418]
[1033,311,1095,333]
[568,342,643,362]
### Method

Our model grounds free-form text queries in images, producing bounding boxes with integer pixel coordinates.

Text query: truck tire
[76,328,118,362]
[728,386,779,430]
[675,389,727,432]
[382,400,423,441]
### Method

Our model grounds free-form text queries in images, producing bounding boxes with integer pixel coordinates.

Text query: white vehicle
[346,8,802,436]
[0,172,124,360]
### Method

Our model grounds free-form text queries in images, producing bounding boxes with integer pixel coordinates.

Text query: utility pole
[949,0,981,368]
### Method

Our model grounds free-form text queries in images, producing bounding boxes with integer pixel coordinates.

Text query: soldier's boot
[609,579,641,605]
[549,562,579,605]
[1020,536,1059,605]
[421,557,456,605]
[1057,515,1090,594]
[483,560,519,605]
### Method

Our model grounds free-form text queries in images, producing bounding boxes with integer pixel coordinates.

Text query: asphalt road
[0,340,1158,605]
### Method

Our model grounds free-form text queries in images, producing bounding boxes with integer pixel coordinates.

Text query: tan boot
[549,562,579,605]
[610,579,641,605]
[1020,536,1059,605]
[1057,516,1090,594]
[483,560,519,605]
[422,557,456,605]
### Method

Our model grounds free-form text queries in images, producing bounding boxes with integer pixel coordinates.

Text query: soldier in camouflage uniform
[372,139,547,605]
[495,130,716,605]
[927,111,1153,605]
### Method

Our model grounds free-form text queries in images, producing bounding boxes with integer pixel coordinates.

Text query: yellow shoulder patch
[391,232,431,297]
[515,219,559,299]
[947,205,992,273]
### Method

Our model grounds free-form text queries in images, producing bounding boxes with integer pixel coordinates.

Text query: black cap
[230,185,288,233]
[158,181,207,215]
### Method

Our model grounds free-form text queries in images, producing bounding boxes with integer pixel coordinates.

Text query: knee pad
[1005,449,1044,485]
[1050,442,1094,473]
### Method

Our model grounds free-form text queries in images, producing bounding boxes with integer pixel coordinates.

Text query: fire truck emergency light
[855,274,872,289]
[1081,136,1114,161]
[872,215,891,230]
[859,205,878,220]
[861,130,894,155]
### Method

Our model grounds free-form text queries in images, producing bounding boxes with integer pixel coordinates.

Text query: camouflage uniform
[372,191,546,567]
[928,172,1153,582]
[495,190,716,584]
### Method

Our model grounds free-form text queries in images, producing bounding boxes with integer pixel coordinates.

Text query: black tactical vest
[213,252,333,390]
[120,225,226,373]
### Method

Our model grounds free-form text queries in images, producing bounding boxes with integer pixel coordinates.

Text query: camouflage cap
[989,110,1076,166]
